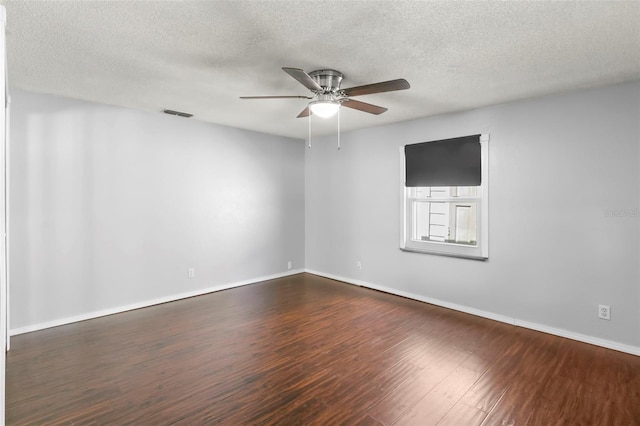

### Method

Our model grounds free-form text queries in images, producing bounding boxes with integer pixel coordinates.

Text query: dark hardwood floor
[6,273,640,425]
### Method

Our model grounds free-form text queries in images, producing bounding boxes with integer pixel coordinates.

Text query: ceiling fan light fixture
[309,100,340,118]
[241,67,410,120]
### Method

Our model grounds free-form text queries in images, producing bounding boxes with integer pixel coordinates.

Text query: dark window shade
[405,134,481,187]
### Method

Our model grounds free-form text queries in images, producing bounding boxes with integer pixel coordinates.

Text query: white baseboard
[305,269,640,357]
[12,268,640,357]
[9,269,305,336]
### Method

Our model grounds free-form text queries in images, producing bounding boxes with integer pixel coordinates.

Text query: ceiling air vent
[163,109,193,118]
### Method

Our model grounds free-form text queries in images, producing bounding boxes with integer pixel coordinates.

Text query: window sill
[399,246,488,261]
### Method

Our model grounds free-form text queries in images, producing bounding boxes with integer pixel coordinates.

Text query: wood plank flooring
[6,273,640,425]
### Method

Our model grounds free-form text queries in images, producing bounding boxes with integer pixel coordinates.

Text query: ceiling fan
[240,67,410,118]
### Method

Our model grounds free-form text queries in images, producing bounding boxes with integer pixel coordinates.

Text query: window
[400,134,488,259]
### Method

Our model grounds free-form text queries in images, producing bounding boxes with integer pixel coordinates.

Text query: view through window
[410,186,479,246]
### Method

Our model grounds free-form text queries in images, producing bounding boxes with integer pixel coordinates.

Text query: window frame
[400,134,489,260]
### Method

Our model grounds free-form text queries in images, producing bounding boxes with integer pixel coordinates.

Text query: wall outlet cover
[598,304,610,320]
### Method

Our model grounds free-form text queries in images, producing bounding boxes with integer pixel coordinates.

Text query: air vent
[163,109,193,118]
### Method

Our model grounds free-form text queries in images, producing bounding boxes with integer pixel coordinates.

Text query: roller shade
[405,134,481,187]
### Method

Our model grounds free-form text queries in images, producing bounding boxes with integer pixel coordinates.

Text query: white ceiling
[2,1,639,139]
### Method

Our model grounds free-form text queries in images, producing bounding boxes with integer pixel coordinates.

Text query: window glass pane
[454,205,475,244]
[411,186,478,199]
[429,187,451,198]
[429,201,448,215]
[453,186,478,197]
[411,187,429,198]
[413,201,430,241]
[411,201,477,246]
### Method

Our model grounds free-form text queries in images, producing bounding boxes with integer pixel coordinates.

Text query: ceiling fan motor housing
[309,69,343,93]
[240,67,409,118]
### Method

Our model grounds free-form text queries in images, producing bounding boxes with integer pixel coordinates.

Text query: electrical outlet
[356,261,362,270]
[188,268,195,278]
[598,304,610,320]
[287,261,292,270]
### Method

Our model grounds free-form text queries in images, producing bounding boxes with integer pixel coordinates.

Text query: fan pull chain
[308,112,311,149]
[337,107,341,150]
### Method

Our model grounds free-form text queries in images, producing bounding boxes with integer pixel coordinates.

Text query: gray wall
[10,81,640,352]
[10,90,305,330]
[306,81,640,349]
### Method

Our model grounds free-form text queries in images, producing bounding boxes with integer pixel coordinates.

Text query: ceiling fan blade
[282,67,323,92]
[297,107,311,118]
[341,99,388,115]
[342,79,410,97]
[240,95,312,99]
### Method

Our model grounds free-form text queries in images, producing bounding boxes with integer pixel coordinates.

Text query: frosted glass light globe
[309,101,339,118]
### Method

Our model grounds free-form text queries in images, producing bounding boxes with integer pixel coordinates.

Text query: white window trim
[400,134,489,260]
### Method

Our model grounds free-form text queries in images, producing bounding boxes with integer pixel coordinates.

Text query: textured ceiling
[2,1,640,139]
